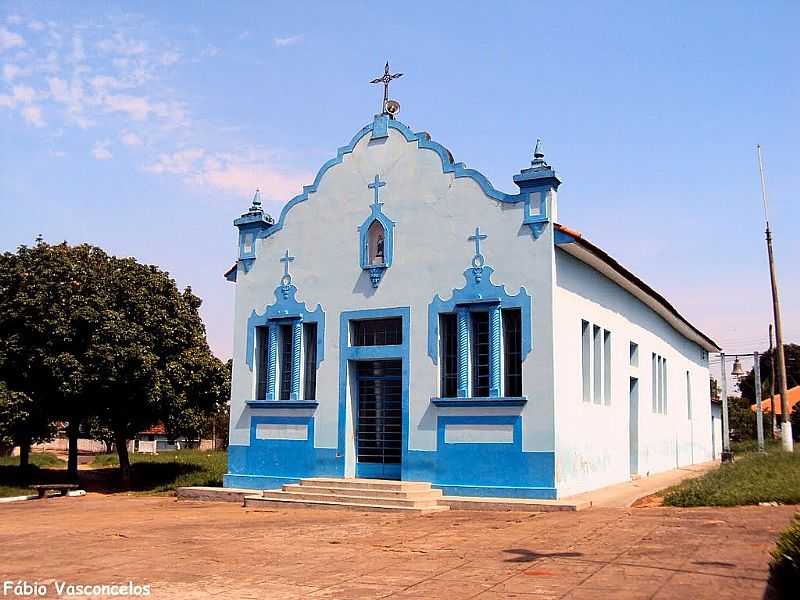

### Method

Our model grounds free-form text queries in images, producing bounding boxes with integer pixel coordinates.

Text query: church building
[224,71,719,499]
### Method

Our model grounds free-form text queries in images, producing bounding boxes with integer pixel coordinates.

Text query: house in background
[223,103,719,499]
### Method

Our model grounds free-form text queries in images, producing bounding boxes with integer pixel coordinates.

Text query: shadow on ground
[503,549,583,563]
[78,462,212,493]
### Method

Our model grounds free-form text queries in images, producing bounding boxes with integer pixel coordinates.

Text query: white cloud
[159,50,180,66]
[145,147,307,200]
[0,84,38,107]
[120,131,142,146]
[68,34,85,63]
[3,63,20,80]
[145,148,205,174]
[7,15,23,25]
[200,45,219,57]
[0,26,25,51]
[272,34,303,48]
[28,20,45,32]
[92,141,112,160]
[21,104,45,127]
[97,32,147,56]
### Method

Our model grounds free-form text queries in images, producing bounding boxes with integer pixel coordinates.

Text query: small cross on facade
[280,250,295,278]
[469,226,488,257]
[368,174,386,207]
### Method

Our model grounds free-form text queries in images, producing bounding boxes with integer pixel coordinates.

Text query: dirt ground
[0,495,796,599]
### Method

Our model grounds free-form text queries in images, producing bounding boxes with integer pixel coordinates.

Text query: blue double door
[355,359,402,479]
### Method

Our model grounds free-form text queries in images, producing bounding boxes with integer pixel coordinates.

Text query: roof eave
[554,223,720,353]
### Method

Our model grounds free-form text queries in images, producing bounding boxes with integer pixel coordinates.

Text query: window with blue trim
[254,321,319,402]
[438,307,523,399]
[428,264,532,402]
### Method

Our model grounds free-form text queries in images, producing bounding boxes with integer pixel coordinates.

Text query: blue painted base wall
[225,444,342,489]
[404,450,556,499]
[224,415,557,498]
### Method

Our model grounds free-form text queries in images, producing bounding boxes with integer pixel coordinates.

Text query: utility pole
[754,352,764,452]
[720,354,732,462]
[757,145,793,451]
[769,324,777,439]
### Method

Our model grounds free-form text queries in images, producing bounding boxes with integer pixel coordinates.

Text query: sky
[1,1,798,379]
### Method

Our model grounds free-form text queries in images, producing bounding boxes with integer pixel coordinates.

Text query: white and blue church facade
[223,111,720,499]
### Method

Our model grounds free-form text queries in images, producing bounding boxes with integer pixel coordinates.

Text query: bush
[770,514,800,594]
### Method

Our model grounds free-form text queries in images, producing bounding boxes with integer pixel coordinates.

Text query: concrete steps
[243,477,449,513]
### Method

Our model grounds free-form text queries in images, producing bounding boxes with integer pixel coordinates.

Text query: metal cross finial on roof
[280,249,295,289]
[370,62,403,115]
[368,174,386,207]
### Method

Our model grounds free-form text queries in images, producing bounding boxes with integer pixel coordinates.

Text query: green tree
[82,255,228,484]
[727,395,772,442]
[0,382,56,463]
[0,242,110,475]
[738,344,800,405]
[0,242,227,485]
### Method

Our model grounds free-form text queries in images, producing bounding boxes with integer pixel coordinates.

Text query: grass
[86,449,228,494]
[663,444,800,507]
[0,449,227,497]
[0,452,68,497]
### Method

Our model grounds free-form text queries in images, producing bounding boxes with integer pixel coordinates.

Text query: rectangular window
[581,320,591,402]
[593,325,602,404]
[256,326,267,400]
[278,324,293,401]
[303,323,317,400]
[652,353,658,412]
[686,370,692,420]
[603,329,611,405]
[471,311,490,397]
[651,353,668,414]
[440,314,458,398]
[630,342,638,367]
[503,309,522,397]
[351,317,402,346]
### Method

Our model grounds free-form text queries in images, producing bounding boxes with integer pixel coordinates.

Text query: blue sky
[1,1,798,374]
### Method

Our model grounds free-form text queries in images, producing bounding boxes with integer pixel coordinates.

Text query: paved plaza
[0,495,795,599]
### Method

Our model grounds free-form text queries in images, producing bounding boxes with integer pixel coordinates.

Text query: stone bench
[30,483,79,499]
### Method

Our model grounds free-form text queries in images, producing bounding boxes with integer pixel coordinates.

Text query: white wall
[553,249,713,496]
[229,124,558,459]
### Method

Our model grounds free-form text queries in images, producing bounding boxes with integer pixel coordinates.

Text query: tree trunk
[67,419,80,481]
[114,428,131,487]
[19,436,31,471]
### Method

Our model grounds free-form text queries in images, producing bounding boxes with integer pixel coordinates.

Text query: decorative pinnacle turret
[531,139,549,169]
[250,188,262,210]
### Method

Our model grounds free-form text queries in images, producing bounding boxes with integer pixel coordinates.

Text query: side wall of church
[225,121,560,496]
[553,249,713,497]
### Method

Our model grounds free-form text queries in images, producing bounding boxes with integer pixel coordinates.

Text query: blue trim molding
[243,116,558,248]
[428,266,532,367]
[245,284,325,374]
[431,397,527,407]
[337,307,410,478]
[358,174,395,288]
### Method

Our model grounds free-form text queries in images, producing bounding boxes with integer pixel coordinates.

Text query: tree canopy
[0,241,229,483]
[737,344,800,403]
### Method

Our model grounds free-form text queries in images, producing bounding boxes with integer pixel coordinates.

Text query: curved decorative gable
[245,115,557,246]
